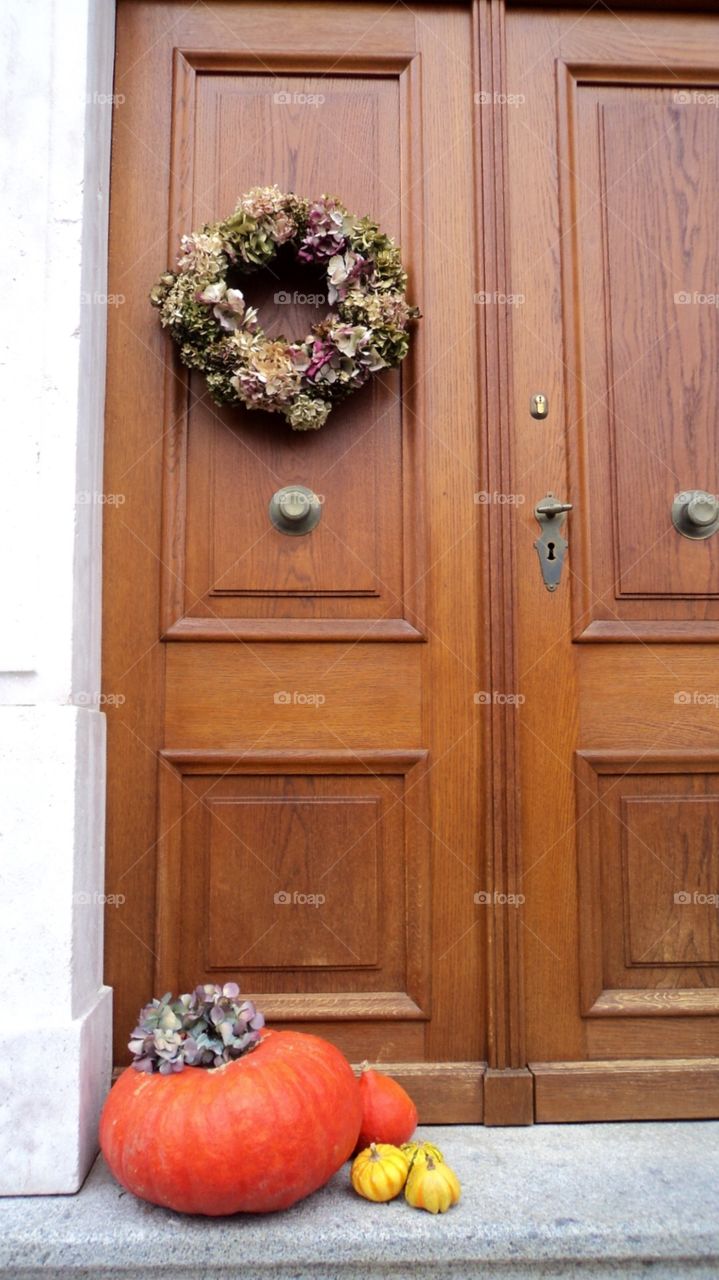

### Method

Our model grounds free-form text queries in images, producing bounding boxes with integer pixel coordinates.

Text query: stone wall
[0,0,115,1193]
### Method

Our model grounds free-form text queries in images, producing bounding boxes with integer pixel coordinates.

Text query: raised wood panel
[578,646,719,751]
[587,1014,719,1061]
[532,1058,719,1122]
[623,796,719,966]
[576,751,719,1018]
[164,642,423,748]
[161,49,426,642]
[156,749,431,1023]
[602,104,719,601]
[558,63,719,642]
[362,1062,484,1124]
[205,794,380,969]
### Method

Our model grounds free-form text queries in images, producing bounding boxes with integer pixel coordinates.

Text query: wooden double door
[104,0,719,1122]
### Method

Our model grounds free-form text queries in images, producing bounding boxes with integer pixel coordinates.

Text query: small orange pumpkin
[355,1063,418,1151]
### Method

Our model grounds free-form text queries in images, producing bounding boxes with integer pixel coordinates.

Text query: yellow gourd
[351,1142,409,1203]
[405,1154,461,1214]
[401,1140,445,1173]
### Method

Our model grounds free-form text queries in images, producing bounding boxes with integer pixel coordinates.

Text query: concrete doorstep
[0,1122,717,1279]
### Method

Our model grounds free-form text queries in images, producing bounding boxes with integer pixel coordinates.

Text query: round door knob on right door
[671,489,719,540]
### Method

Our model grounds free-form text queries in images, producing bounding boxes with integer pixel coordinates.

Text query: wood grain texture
[475,0,527,1090]
[506,3,584,1071]
[587,1015,719,1060]
[154,749,431,1035]
[506,6,719,1093]
[104,1,484,1089]
[483,1068,534,1126]
[576,750,719,1021]
[532,1058,719,1122]
[590,990,719,1016]
[161,48,427,641]
[355,1061,485,1124]
[104,0,719,1122]
[164,644,423,748]
[557,60,719,642]
[163,618,424,641]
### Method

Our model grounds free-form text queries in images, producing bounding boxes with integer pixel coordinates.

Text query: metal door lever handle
[534,492,572,591]
[534,496,573,519]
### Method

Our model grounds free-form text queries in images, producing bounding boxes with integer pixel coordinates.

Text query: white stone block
[0,0,114,708]
[0,986,112,1195]
[0,706,113,1190]
[0,707,105,1009]
[0,0,116,1193]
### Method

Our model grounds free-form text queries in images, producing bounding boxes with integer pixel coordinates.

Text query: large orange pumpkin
[100,1029,362,1215]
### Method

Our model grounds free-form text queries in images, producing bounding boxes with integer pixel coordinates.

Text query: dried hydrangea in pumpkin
[100,984,362,1215]
[351,1143,409,1203]
[127,983,264,1073]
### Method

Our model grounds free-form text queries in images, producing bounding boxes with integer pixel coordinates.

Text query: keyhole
[546,541,556,560]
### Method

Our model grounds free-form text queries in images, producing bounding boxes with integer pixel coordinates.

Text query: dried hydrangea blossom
[129,984,265,1074]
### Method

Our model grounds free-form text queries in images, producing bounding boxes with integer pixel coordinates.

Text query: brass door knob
[671,489,719,540]
[269,485,322,535]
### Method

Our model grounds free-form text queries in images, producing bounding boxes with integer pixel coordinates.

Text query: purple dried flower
[303,338,336,381]
[129,984,265,1073]
[297,198,350,263]
[327,251,373,304]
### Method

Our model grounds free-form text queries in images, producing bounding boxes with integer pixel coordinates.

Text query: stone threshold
[1,1123,718,1279]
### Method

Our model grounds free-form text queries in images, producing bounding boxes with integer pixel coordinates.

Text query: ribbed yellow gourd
[351,1142,409,1203]
[405,1154,461,1214]
[400,1141,445,1174]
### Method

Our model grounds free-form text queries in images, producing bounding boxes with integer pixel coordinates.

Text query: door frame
[99,0,710,1127]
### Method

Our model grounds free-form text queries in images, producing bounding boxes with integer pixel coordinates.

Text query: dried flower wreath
[151,186,419,430]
